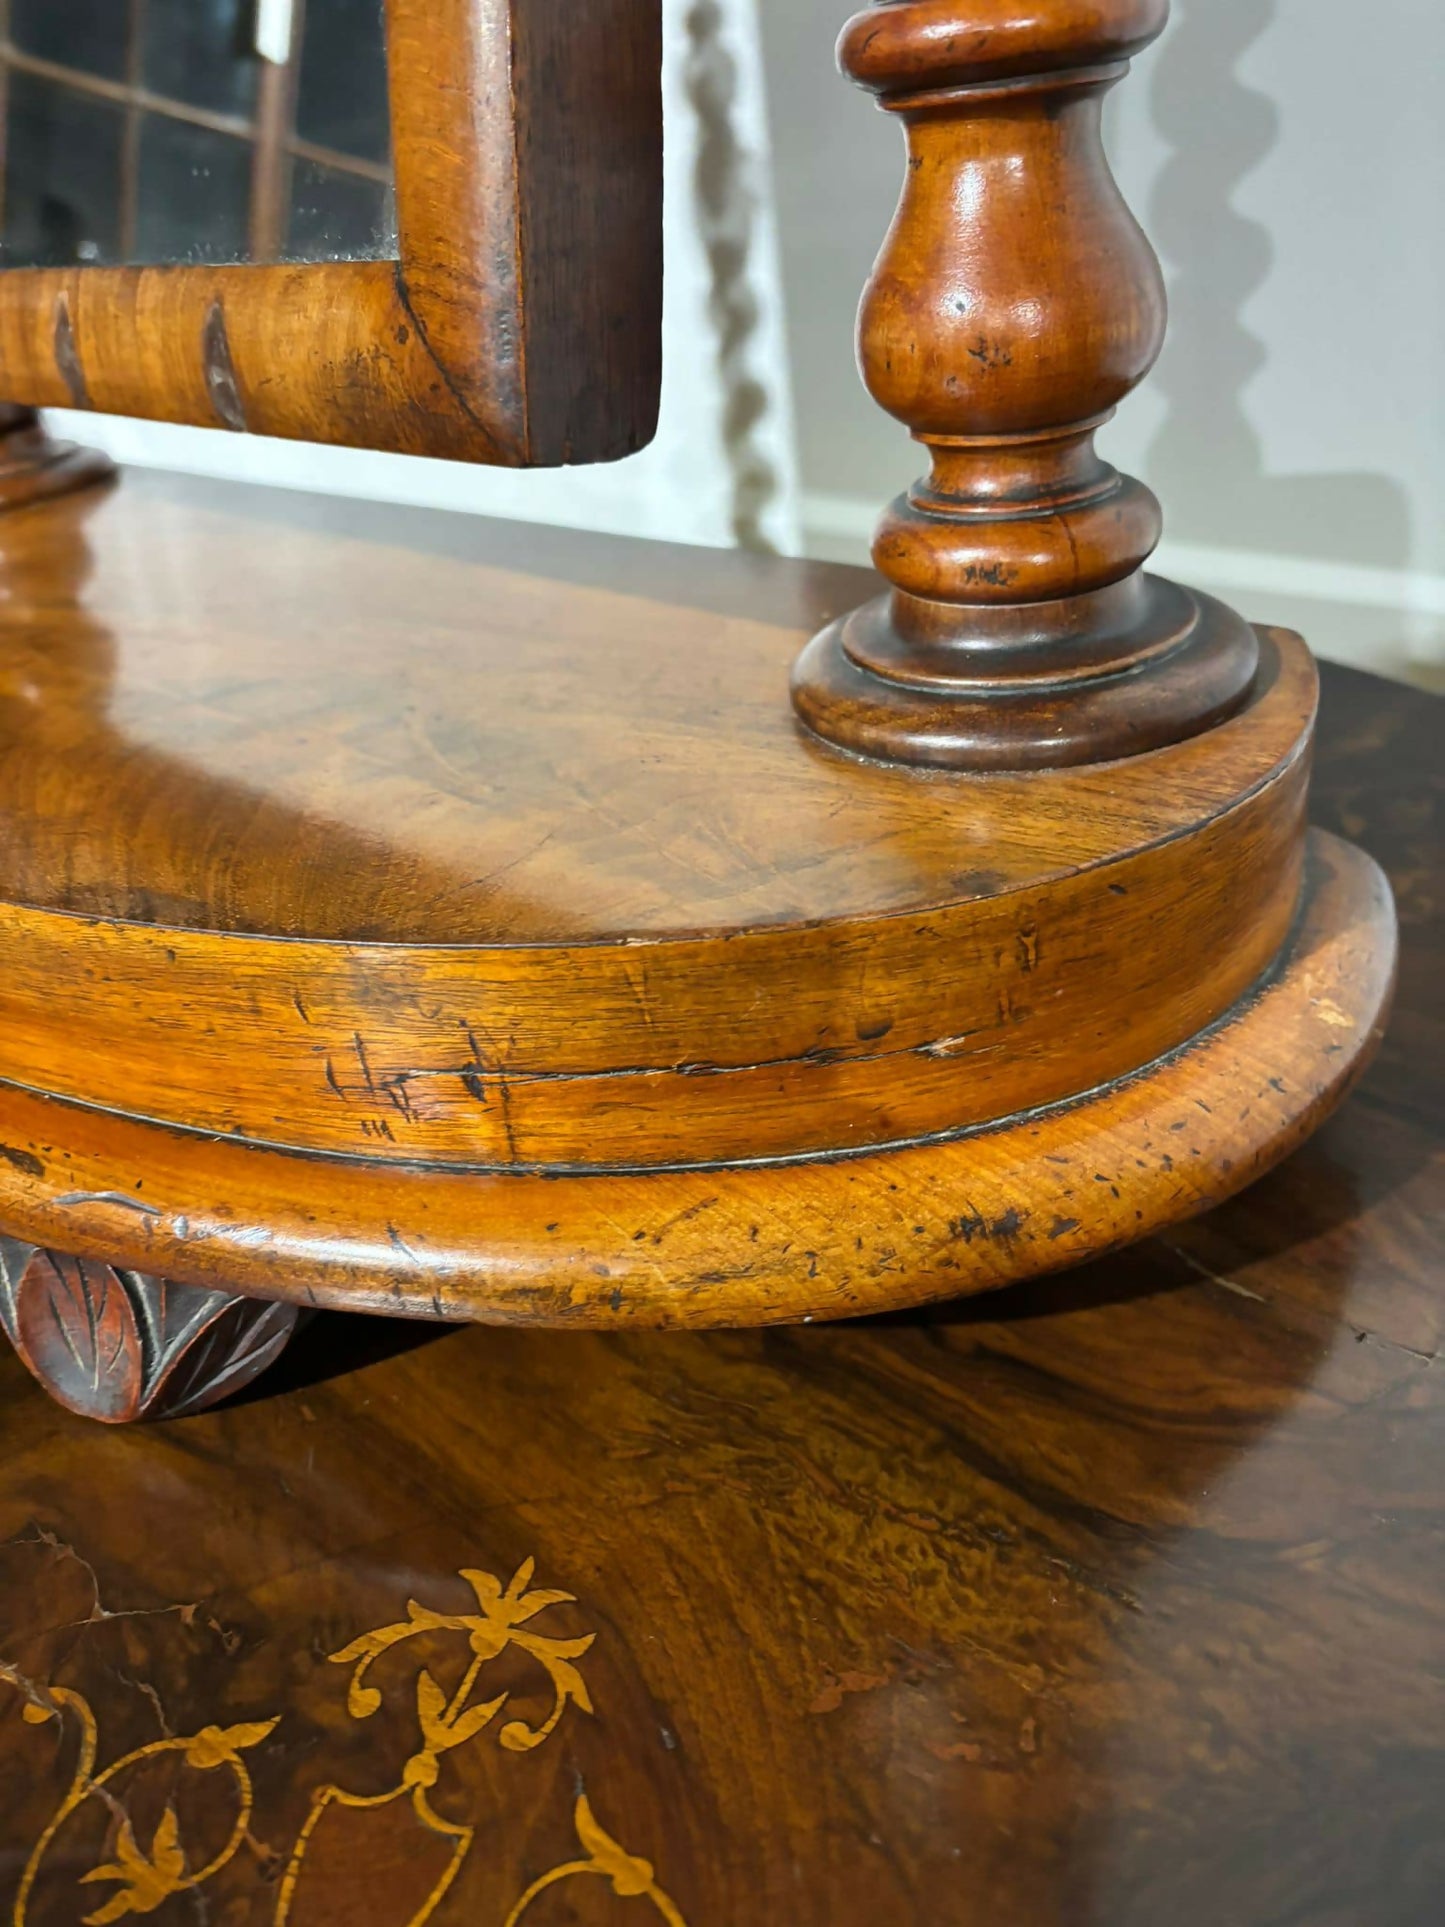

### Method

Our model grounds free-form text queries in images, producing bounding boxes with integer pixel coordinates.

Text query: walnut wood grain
[0,1241,298,1423]
[0,0,663,466]
[0,473,1397,1337]
[0,478,1315,949]
[791,0,1258,768]
[0,653,1436,1920]
[0,479,1315,1171]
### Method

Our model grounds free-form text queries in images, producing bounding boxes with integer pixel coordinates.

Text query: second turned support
[792,0,1258,770]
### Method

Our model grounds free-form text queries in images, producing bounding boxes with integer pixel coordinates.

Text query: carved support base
[0,404,114,513]
[0,1240,298,1422]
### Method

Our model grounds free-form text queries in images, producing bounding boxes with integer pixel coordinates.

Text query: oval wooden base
[0,832,1394,1335]
[0,481,1398,1404]
[0,626,1322,1173]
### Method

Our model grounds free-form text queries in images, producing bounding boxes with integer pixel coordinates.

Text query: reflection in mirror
[0,0,396,268]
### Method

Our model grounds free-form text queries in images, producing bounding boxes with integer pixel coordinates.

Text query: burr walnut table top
[0,643,1438,1925]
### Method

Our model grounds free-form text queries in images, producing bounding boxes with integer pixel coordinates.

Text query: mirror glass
[0,0,396,268]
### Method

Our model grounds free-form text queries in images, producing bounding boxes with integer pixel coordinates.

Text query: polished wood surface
[0,0,663,465]
[0,477,1313,946]
[0,476,1321,1167]
[792,0,1258,768]
[0,473,1394,1335]
[0,660,1437,1922]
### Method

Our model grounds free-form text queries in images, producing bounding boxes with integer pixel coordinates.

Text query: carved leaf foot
[0,1239,298,1422]
[0,403,114,511]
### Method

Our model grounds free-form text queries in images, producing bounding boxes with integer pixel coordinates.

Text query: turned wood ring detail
[791,0,1259,769]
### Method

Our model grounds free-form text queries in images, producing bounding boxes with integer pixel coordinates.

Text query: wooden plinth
[0,828,1394,1331]
[793,577,1262,770]
[0,475,1395,1366]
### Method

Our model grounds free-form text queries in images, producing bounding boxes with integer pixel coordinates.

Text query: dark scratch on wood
[53,296,92,408]
[202,300,248,431]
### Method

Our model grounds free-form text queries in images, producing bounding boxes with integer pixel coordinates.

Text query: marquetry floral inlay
[4,1557,689,1926]
[1,1663,276,1926]
[333,1556,597,1773]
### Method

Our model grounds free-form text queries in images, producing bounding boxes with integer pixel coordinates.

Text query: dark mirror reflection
[0,0,395,268]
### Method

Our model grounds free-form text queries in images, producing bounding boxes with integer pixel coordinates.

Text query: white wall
[43,0,1443,687]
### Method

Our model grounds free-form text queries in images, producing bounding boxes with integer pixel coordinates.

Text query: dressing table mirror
[0,0,1396,1424]
[0,0,662,469]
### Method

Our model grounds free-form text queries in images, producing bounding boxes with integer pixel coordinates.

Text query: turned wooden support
[0,1239,298,1422]
[0,405,113,512]
[792,0,1258,769]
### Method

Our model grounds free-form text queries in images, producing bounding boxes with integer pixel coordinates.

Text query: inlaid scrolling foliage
[5,1557,689,1927]
[277,1557,600,1922]
[0,1662,277,1926]
[334,1555,597,1762]
[505,1795,688,1927]
[283,1557,688,1924]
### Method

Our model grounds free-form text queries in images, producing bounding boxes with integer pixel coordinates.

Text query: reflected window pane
[0,73,123,267]
[11,0,128,82]
[295,0,390,165]
[286,158,393,262]
[142,0,260,120]
[0,0,396,266]
[135,116,252,265]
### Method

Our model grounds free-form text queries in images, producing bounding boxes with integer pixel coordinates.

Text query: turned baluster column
[792,0,1258,770]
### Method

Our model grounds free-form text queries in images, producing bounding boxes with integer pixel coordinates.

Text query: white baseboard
[1153,541,1445,623]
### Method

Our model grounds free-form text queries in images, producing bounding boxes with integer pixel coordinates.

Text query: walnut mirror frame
[0,0,663,466]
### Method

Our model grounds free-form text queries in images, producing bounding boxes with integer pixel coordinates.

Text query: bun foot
[0,405,113,512]
[0,1240,298,1422]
